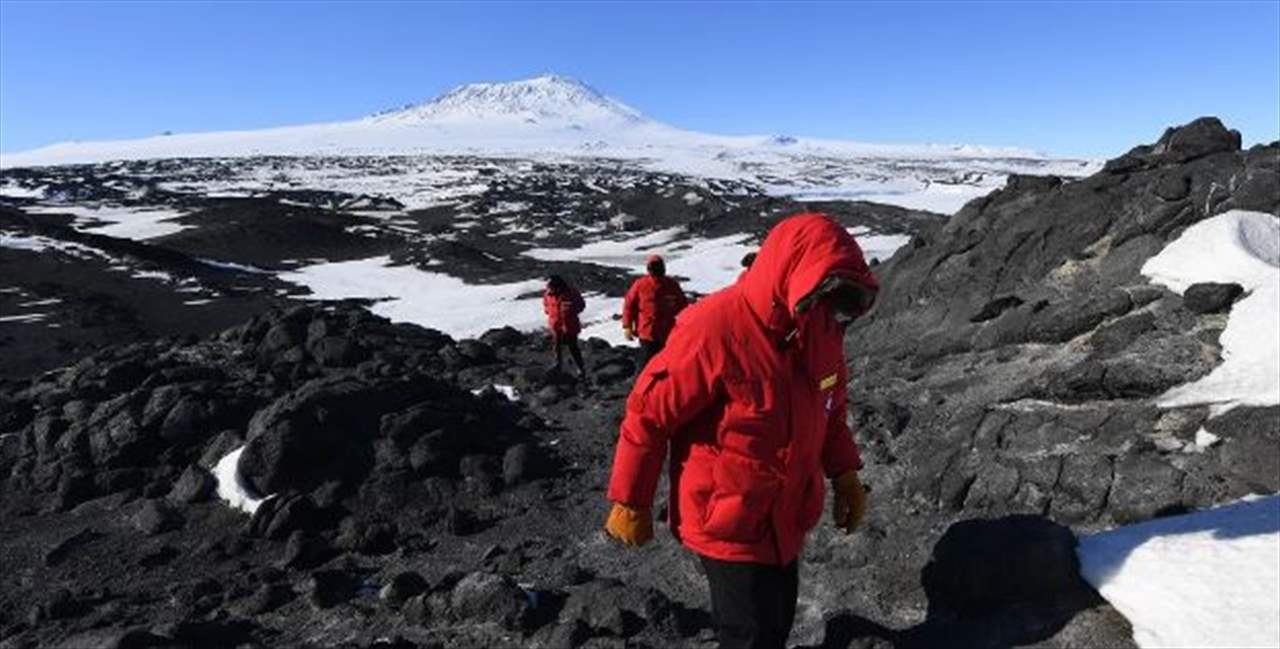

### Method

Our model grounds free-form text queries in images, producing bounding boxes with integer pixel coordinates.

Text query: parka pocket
[798,472,825,532]
[701,451,782,543]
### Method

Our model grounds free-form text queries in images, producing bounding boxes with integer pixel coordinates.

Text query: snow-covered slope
[0,75,1097,214]
[1078,495,1280,649]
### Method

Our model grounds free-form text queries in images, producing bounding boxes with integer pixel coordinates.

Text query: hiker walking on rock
[543,274,589,380]
[604,213,879,649]
[622,254,688,369]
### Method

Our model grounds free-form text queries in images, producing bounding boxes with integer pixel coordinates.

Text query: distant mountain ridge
[0,74,1099,214]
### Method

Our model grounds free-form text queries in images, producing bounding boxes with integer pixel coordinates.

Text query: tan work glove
[604,502,653,547]
[832,470,867,534]
[623,323,636,342]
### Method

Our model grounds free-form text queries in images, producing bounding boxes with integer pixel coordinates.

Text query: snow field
[1077,495,1280,649]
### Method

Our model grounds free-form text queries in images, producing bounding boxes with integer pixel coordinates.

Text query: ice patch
[1141,210,1280,415]
[213,446,271,515]
[1077,495,1280,649]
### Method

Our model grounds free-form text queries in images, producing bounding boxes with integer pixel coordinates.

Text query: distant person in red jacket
[622,254,688,368]
[604,214,879,649]
[542,275,588,380]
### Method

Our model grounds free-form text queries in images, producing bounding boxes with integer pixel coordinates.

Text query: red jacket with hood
[622,274,688,342]
[543,286,586,338]
[607,213,878,565]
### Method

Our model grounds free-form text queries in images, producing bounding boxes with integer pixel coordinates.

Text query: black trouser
[638,334,668,370]
[700,555,799,649]
[553,334,587,377]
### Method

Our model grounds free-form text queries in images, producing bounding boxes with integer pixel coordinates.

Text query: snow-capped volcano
[0,74,1100,213]
[372,75,647,126]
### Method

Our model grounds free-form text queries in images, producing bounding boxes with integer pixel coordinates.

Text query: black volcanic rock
[1182,282,1244,314]
[168,464,216,503]
[131,499,182,535]
[921,516,1094,614]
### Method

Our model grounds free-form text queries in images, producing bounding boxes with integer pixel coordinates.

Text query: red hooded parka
[607,213,879,565]
[543,285,586,339]
[622,274,688,342]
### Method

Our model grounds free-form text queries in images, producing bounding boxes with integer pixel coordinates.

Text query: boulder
[449,572,529,629]
[1182,282,1244,314]
[131,499,182,536]
[167,464,216,503]
[921,516,1095,614]
[379,571,430,608]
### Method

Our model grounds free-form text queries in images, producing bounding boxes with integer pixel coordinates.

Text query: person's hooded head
[739,213,879,330]
[646,255,666,277]
[546,274,568,294]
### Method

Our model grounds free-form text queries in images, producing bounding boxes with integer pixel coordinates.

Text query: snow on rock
[526,228,756,295]
[1141,210,1280,415]
[1077,495,1280,649]
[473,384,520,402]
[847,226,913,263]
[22,204,189,240]
[213,446,270,515]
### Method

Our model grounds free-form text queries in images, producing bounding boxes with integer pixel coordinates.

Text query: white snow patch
[199,258,271,274]
[473,384,521,402]
[280,256,544,340]
[526,227,756,296]
[0,231,116,262]
[213,446,271,515]
[279,255,628,345]
[17,298,61,307]
[0,313,46,323]
[846,229,913,263]
[0,182,46,198]
[1194,427,1222,449]
[1078,495,1280,649]
[131,269,174,282]
[1141,210,1280,415]
[23,204,189,240]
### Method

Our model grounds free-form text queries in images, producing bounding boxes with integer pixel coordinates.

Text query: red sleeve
[607,324,722,508]
[622,280,639,329]
[821,361,863,477]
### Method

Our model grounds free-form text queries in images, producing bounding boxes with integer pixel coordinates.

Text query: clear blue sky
[1,1,1277,158]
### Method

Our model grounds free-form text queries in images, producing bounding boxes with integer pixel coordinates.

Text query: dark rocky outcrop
[835,119,1277,645]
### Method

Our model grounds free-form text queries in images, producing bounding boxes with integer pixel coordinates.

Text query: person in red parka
[542,274,588,380]
[604,214,879,649]
[622,254,688,369]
